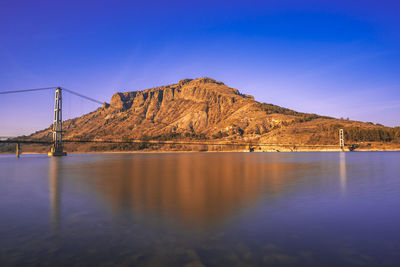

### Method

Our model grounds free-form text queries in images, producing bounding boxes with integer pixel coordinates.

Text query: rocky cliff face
[28,77,400,150]
[51,77,297,140]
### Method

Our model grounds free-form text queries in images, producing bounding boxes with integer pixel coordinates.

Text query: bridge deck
[0,139,340,148]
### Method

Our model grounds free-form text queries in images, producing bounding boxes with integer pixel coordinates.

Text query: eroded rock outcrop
[27,77,400,151]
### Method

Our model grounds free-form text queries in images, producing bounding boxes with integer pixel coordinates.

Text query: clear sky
[1,0,399,136]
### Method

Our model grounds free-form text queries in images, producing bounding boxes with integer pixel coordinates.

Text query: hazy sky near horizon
[1,0,400,135]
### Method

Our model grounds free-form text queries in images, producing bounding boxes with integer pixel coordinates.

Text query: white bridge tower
[48,87,67,156]
[339,129,344,150]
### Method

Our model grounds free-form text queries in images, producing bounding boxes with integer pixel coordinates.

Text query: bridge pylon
[339,129,344,151]
[48,87,67,157]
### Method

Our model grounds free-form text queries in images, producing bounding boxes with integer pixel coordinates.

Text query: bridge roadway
[0,137,340,148]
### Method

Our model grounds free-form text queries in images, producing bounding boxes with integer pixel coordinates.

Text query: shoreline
[2,149,400,156]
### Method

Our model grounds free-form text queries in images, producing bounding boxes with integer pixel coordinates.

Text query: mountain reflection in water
[49,153,317,228]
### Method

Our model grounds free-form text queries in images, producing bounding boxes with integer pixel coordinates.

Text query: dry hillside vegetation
[4,77,400,152]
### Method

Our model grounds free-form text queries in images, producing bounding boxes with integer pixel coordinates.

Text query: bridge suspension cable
[61,87,103,105]
[0,87,103,104]
[0,87,56,94]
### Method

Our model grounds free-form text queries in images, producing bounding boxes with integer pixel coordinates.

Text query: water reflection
[339,152,347,194]
[48,158,61,231]
[73,153,314,228]
[2,152,400,266]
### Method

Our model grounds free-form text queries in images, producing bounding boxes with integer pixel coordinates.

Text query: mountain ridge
[22,77,400,152]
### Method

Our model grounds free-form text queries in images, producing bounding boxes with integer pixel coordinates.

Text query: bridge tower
[48,87,67,156]
[339,129,344,150]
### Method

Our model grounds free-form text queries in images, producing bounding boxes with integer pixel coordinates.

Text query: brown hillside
[22,77,400,152]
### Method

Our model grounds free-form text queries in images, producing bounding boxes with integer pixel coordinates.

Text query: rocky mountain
[26,77,400,151]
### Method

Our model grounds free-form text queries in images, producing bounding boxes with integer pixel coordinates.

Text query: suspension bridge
[0,87,347,157]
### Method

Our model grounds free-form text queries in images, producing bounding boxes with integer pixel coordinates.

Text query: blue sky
[1,0,399,135]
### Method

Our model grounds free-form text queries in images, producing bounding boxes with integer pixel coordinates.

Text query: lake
[0,152,399,266]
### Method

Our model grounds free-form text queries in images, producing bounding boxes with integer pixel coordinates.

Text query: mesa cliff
[15,77,400,152]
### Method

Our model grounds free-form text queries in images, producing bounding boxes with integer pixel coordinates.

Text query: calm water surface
[0,152,400,266]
